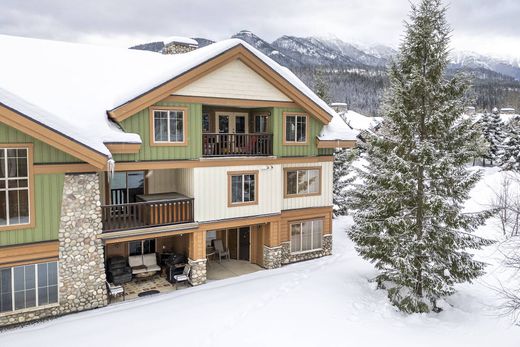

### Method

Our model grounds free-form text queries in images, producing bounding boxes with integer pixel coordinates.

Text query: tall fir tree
[479,111,505,166]
[333,148,357,216]
[348,0,493,313]
[314,69,331,104]
[500,120,520,171]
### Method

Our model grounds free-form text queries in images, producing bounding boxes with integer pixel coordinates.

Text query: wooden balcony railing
[101,198,194,233]
[203,133,273,157]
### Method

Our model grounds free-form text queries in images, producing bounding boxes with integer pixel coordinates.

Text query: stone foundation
[281,234,333,264]
[188,258,207,286]
[263,245,282,269]
[0,173,107,327]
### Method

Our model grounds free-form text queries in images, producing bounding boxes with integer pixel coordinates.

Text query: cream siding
[147,168,194,197]
[193,164,282,222]
[281,161,333,210]
[173,59,292,102]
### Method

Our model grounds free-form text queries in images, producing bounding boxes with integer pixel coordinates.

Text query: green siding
[272,107,324,157]
[0,123,82,164]
[319,148,335,156]
[113,102,203,162]
[0,174,64,246]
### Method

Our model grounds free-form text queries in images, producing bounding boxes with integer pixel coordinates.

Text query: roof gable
[174,59,292,102]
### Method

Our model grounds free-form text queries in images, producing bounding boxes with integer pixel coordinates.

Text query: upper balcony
[202,133,273,157]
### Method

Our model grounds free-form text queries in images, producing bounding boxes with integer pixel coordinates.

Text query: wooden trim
[149,106,189,147]
[167,95,298,109]
[316,139,357,149]
[0,241,59,267]
[114,156,333,171]
[105,143,141,154]
[227,170,259,207]
[0,144,36,232]
[33,163,98,174]
[283,166,322,199]
[282,112,309,146]
[0,103,108,169]
[108,45,333,124]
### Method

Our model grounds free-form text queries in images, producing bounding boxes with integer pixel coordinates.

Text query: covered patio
[207,260,263,281]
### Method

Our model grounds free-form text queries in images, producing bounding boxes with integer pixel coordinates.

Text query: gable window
[284,113,307,144]
[290,219,323,253]
[0,147,32,228]
[0,261,58,313]
[285,167,321,197]
[129,239,156,256]
[228,171,258,206]
[151,107,187,145]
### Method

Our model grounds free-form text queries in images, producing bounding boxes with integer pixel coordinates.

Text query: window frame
[254,113,270,133]
[283,166,322,198]
[128,238,156,256]
[227,170,259,207]
[149,106,188,146]
[289,218,324,254]
[0,144,35,231]
[0,261,59,314]
[282,112,309,145]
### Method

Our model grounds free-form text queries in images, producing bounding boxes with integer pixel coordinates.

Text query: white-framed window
[228,171,257,206]
[285,168,321,197]
[0,147,30,227]
[290,219,323,253]
[0,261,58,313]
[129,239,156,256]
[284,114,307,143]
[153,109,185,143]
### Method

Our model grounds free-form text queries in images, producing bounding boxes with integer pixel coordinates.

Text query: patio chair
[106,281,125,303]
[213,239,230,263]
[173,264,191,288]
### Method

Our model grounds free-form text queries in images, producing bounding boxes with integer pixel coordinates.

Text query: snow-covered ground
[1,168,519,347]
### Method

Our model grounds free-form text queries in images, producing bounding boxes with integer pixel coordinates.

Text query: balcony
[101,192,194,233]
[202,133,273,157]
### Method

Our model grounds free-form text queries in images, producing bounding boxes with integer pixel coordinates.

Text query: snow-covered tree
[333,148,357,216]
[501,122,520,171]
[479,111,505,166]
[313,69,331,104]
[348,0,493,313]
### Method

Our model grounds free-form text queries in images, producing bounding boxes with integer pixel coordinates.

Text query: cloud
[0,0,519,58]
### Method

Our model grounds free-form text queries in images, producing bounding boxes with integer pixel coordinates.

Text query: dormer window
[150,107,188,146]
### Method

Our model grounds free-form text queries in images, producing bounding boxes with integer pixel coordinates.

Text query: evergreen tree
[333,148,357,216]
[348,0,493,313]
[479,111,505,166]
[314,69,331,104]
[500,121,520,171]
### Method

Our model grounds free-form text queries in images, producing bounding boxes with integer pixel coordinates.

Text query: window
[255,114,269,133]
[202,112,210,133]
[290,219,323,253]
[285,168,321,197]
[284,113,307,143]
[206,231,217,247]
[228,171,258,206]
[0,262,58,313]
[129,239,156,256]
[110,171,145,204]
[152,108,187,144]
[0,147,31,227]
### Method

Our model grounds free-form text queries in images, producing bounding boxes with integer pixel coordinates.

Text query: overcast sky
[1,0,519,59]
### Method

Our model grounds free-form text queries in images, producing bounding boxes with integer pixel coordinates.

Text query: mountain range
[131,30,520,116]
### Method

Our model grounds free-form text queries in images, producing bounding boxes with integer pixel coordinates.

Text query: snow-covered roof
[331,102,348,107]
[0,34,337,160]
[340,110,383,131]
[318,113,359,141]
[163,36,198,46]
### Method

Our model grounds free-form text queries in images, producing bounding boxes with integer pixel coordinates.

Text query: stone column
[263,245,282,269]
[58,173,108,312]
[323,234,333,256]
[188,258,207,286]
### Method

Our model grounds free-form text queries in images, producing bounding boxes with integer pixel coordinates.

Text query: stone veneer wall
[0,173,107,327]
[281,234,332,265]
[188,258,207,286]
[263,245,282,269]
